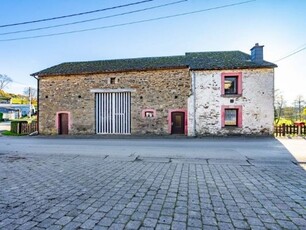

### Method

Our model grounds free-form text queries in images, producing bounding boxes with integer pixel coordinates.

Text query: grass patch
[1,130,26,136]
[11,115,37,123]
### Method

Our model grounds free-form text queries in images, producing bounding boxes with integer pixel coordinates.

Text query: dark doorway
[171,112,185,134]
[59,113,69,135]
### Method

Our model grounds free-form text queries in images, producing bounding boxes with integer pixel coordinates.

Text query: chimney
[250,43,264,63]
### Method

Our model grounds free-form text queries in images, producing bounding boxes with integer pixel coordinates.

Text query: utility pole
[29,86,31,119]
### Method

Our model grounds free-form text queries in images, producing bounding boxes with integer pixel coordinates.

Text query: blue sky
[0,0,305,104]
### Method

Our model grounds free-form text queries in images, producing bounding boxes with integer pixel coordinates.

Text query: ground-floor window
[224,109,238,126]
[221,105,242,128]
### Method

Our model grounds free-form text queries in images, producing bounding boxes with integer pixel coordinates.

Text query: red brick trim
[141,109,156,119]
[56,111,71,132]
[167,109,188,135]
[221,72,242,95]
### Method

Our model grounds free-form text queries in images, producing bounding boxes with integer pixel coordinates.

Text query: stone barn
[32,44,276,136]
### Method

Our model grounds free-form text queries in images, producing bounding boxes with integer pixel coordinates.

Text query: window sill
[221,94,242,98]
[222,126,242,129]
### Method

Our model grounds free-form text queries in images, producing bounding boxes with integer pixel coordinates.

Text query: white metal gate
[95,92,131,134]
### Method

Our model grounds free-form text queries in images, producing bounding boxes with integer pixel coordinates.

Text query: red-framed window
[221,105,242,128]
[221,72,242,95]
[141,109,156,119]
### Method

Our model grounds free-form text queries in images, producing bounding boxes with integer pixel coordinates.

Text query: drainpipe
[32,75,39,134]
[191,71,196,136]
[272,68,275,134]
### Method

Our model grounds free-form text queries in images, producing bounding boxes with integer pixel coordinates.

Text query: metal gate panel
[95,92,131,134]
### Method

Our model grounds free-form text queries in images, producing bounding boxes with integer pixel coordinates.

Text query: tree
[0,74,12,90]
[293,95,305,121]
[274,89,285,124]
[283,107,295,123]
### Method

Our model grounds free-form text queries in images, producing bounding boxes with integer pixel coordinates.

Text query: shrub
[0,113,3,121]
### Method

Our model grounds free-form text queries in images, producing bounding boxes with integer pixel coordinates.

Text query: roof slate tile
[31,51,277,76]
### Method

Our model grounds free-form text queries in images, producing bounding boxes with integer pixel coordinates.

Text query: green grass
[11,115,37,123]
[1,130,26,136]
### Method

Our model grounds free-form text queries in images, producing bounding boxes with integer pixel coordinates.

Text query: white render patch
[188,68,274,136]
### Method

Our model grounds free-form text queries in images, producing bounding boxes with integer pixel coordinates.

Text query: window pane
[225,109,237,126]
[224,76,237,94]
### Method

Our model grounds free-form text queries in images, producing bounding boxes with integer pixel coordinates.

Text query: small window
[224,76,237,95]
[221,72,242,95]
[142,109,156,119]
[145,111,154,118]
[110,78,116,84]
[224,109,238,126]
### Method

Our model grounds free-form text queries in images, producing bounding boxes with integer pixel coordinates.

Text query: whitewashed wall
[188,68,275,136]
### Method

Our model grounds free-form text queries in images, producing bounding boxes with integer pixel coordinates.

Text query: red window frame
[221,105,242,128]
[221,72,242,95]
[141,109,156,119]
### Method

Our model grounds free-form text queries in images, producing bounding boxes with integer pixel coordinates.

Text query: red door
[171,112,185,134]
[59,113,69,135]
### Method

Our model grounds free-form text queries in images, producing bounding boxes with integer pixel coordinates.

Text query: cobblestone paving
[0,154,305,230]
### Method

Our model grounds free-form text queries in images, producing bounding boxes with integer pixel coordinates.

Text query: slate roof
[186,51,277,70]
[31,51,277,77]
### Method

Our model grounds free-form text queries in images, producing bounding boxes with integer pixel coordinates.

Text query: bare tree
[293,95,305,121]
[274,89,285,124]
[0,74,12,90]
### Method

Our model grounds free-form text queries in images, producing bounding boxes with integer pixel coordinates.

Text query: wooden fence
[11,121,38,134]
[274,124,306,137]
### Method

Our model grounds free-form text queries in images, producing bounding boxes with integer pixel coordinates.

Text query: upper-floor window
[221,72,242,95]
[110,77,116,84]
[224,76,238,94]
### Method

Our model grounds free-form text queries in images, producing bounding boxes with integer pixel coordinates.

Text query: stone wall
[188,68,274,136]
[38,68,190,135]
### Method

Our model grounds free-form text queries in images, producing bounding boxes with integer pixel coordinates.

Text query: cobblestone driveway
[0,154,305,230]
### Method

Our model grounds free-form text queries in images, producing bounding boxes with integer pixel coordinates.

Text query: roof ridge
[61,54,186,65]
[186,50,242,54]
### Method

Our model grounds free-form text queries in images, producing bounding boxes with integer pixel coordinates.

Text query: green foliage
[274,118,293,125]
[0,89,37,105]
[0,112,3,121]
[1,130,25,136]
[11,97,28,104]
[12,115,37,123]
[0,89,11,98]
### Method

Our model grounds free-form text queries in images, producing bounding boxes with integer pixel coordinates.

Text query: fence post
[18,122,21,134]
[298,125,301,136]
[282,123,285,136]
